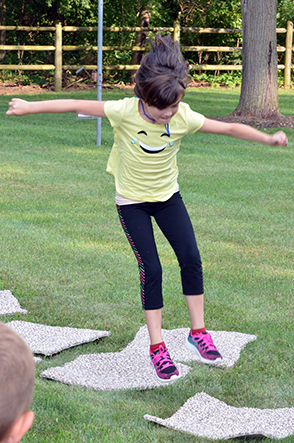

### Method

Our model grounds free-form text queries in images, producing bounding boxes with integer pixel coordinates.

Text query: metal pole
[96,0,103,145]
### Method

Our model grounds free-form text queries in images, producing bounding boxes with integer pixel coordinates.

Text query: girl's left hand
[270,131,288,147]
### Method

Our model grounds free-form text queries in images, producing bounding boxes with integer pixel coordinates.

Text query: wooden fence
[0,21,293,91]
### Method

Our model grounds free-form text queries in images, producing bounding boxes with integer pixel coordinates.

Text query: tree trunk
[0,0,6,62]
[129,5,151,79]
[233,0,281,119]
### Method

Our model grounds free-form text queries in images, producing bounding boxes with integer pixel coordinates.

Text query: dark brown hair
[134,34,189,109]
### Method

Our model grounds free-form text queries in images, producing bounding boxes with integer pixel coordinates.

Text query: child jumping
[6,34,288,383]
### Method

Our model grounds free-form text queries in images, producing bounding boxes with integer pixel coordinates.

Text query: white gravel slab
[41,326,192,390]
[164,328,257,368]
[6,320,110,356]
[108,326,256,369]
[41,350,191,391]
[144,392,294,440]
[40,325,255,391]
[0,290,27,315]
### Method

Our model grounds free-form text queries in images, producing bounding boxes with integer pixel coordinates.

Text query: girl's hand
[6,98,31,116]
[270,131,288,147]
[6,97,107,117]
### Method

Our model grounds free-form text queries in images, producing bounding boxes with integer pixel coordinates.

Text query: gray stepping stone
[40,326,256,391]
[0,290,27,315]
[144,392,294,440]
[166,328,257,368]
[6,320,110,355]
[41,326,191,391]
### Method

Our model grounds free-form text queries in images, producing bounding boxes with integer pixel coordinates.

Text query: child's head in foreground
[134,33,189,109]
[0,322,35,443]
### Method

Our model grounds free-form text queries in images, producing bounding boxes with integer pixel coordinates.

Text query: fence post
[284,20,293,89]
[54,21,62,92]
[173,19,180,43]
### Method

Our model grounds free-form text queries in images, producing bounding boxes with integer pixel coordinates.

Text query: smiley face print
[131,128,174,153]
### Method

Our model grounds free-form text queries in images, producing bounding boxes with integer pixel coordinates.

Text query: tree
[130,3,151,68]
[277,0,294,27]
[0,0,6,61]
[233,0,281,119]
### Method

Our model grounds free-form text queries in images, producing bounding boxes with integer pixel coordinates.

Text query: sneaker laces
[191,332,217,352]
[150,345,174,370]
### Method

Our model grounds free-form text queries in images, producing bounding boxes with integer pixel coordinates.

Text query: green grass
[1,88,294,442]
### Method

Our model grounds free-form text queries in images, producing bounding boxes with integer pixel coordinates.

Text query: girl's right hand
[6,98,30,116]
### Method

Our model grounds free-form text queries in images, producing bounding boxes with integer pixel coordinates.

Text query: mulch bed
[212,114,294,129]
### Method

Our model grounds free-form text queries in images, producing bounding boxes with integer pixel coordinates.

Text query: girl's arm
[198,117,288,147]
[6,98,107,118]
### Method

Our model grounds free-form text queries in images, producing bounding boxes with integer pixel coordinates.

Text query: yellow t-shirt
[104,97,204,202]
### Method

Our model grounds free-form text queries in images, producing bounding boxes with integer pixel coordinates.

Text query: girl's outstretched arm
[198,117,288,147]
[6,98,107,118]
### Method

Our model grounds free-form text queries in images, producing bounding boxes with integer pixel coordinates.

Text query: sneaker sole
[155,373,181,383]
[152,368,181,383]
[184,338,223,365]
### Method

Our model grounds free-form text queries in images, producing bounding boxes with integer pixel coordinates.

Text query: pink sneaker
[185,331,223,364]
[150,345,180,382]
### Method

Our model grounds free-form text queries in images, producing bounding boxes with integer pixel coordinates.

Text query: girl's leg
[144,308,163,345]
[117,203,163,311]
[153,192,204,325]
[154,193,222,364]
[117,204,164,342]
[185,293,205,330]
[117,203,180,381]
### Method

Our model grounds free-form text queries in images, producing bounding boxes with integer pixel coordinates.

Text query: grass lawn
[0,87,294,442]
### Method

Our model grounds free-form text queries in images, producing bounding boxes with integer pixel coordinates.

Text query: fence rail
[0,21,293,91]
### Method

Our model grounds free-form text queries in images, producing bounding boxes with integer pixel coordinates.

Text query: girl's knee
[146,261,162,282]
[178,246,202,270]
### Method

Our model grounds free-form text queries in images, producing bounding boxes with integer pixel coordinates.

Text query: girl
[6,35,288,383]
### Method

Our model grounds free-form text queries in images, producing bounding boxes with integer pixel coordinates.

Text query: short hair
[0,322,35,441]
[134,34,189,109]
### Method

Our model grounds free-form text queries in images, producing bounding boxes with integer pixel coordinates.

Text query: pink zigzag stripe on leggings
[117,206,146,307]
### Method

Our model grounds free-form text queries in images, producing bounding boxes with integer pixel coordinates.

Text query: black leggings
[117,192,203,310]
